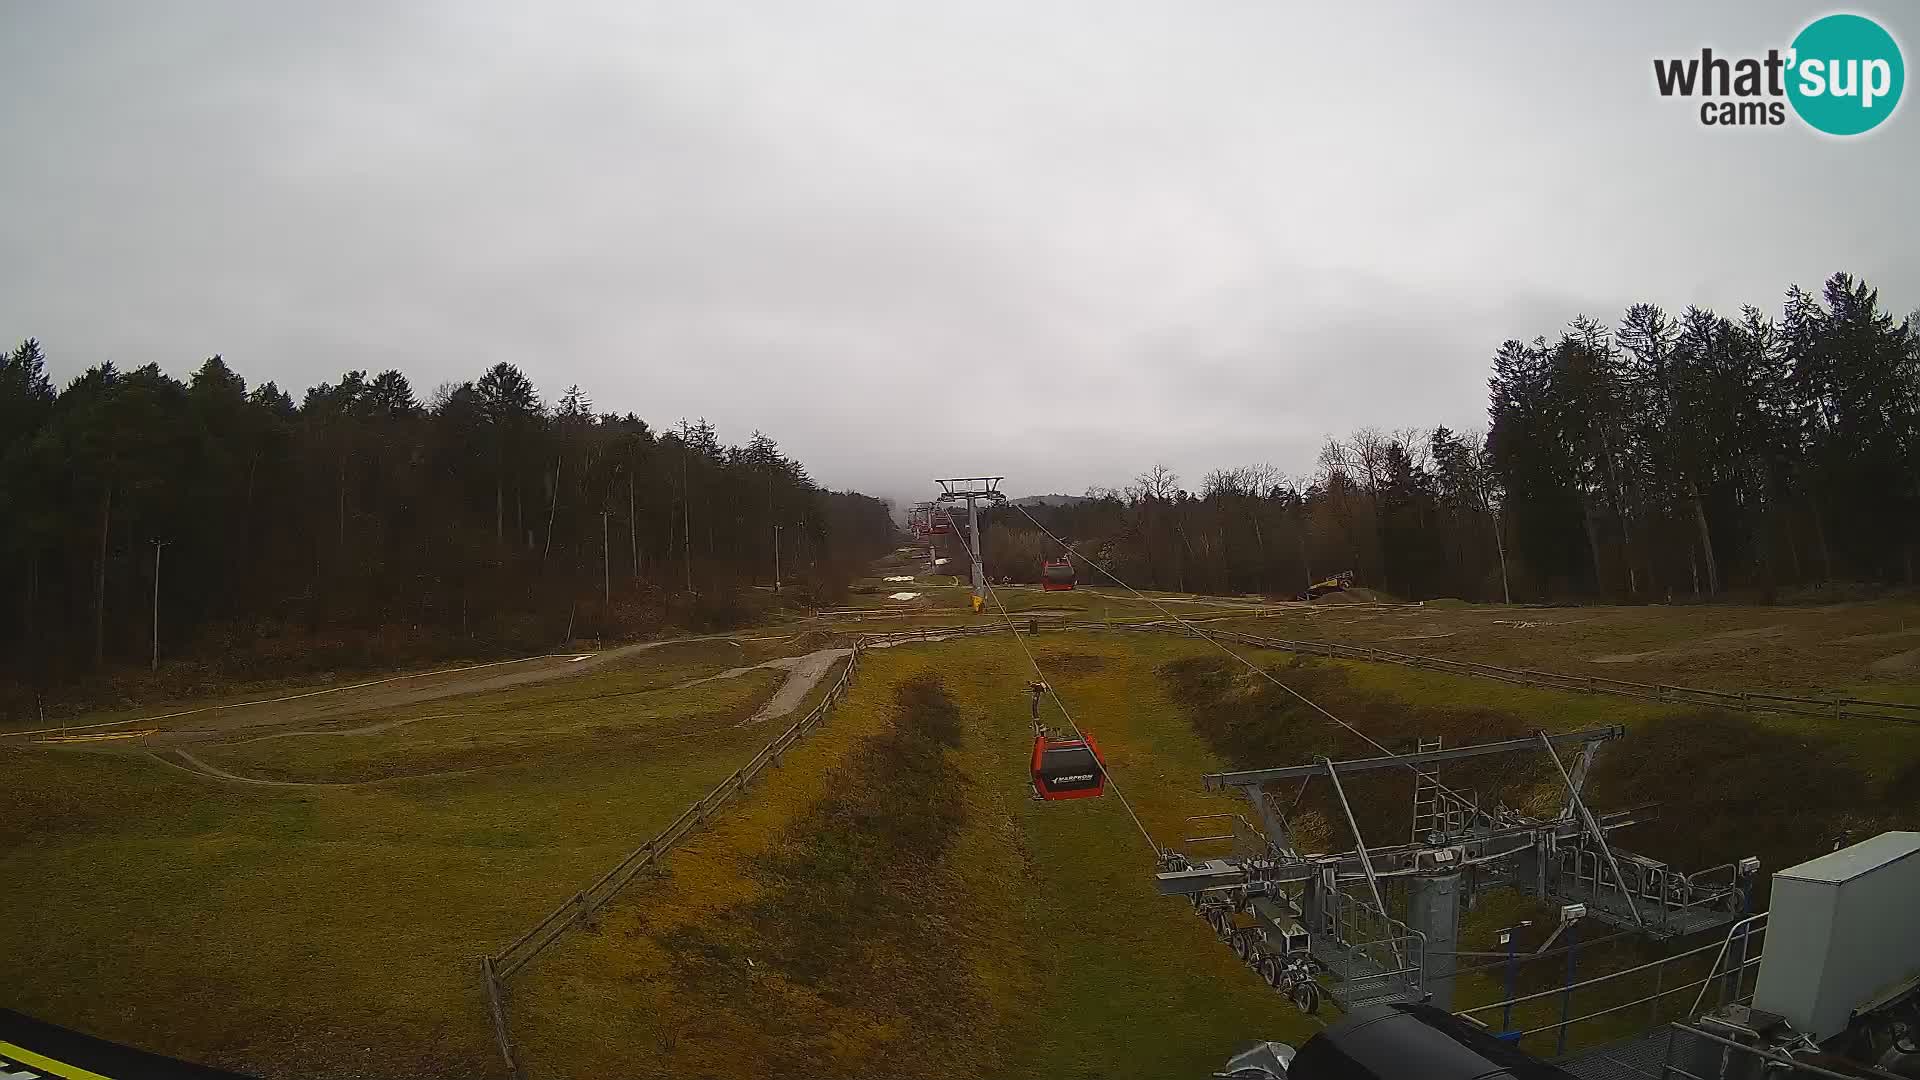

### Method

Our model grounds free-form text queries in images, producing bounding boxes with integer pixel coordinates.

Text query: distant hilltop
[1010,493,1093,508]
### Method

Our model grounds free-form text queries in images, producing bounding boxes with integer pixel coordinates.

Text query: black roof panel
[1289,1003,1577,1080]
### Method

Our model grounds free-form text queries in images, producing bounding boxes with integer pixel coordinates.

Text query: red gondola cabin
[1030,732,1106,800]
[1041,557,1075,591]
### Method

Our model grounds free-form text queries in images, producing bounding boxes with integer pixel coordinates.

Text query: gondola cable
[1011,501,1487,810]
[939,506,1161,856]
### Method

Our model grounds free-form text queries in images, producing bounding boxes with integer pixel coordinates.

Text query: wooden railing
[478,624,1009,1075]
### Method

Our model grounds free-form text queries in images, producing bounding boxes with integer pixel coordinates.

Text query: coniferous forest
[1001,273,1919,604]
[6,272,1916,715]
[0,352,895,717]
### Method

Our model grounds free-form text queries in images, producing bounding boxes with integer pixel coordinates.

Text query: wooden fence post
[482,956,526,1080]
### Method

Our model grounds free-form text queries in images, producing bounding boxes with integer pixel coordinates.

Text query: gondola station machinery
[1157,727,1762,1015]
[1190,725,1920,1079]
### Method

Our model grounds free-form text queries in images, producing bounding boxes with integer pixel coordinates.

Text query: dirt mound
[1312,591,1366,605]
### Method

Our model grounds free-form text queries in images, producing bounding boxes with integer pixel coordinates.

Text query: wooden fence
[478,624,1009,1075]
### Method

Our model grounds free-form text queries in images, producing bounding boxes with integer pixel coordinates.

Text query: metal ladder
[1410,737,1444,842]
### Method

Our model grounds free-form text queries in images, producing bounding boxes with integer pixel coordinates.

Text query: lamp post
[150,540,167,673]
[1556,904,1586,1057]
[1498,920,1533,1035]
[1728,855,1761,1002]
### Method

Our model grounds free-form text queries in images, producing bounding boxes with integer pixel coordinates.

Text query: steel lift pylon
[1156,727,1761,1014]
[934,476,1004,597]
[906,501,939,572]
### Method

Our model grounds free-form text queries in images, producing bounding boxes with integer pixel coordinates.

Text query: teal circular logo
[1787,14,1904,135]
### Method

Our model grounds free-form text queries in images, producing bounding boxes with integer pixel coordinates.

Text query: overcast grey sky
[2,2,1913,509]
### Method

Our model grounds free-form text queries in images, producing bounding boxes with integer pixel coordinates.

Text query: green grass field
[510,633,1312,1080]
[198,642,785,783]
[1209,595,1920,694]
[5,592,1919,1079]
[0,645,832,1079]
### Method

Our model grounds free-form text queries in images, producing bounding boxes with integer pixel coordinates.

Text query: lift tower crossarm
[933,477,1007,503]
[1152,805,1652,896]
[934,477,1006,598]
[1202,726,1624,790]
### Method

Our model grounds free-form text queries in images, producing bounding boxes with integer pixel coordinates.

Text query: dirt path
[1833,627,1920,645]
[1066,588,1292,611]
[150,747,491,789]
[681,631,987,730]
[14,583,1295,755]
[149,748,354,788]
[1871,646,1920,672]
[671,647,857,728]
[736,649,851,727]
[6,632,767,744]
[224,712,461,746]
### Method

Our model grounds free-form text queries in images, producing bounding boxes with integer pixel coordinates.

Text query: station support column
[1407,868,1462,1009]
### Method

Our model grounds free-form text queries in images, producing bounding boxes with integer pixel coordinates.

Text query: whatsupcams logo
[1653,13,1904,134]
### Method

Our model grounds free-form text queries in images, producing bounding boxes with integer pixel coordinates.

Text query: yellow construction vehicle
[1299,570,1355,601]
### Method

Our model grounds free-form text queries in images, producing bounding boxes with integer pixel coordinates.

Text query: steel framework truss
[1157,727,1759,1014]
